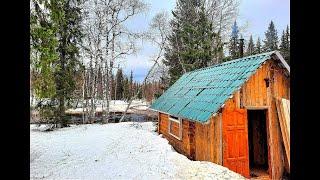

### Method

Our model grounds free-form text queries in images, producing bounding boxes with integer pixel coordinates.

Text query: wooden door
[222,108,250,178]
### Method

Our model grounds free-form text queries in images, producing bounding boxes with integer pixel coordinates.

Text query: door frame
[246,107,271,177]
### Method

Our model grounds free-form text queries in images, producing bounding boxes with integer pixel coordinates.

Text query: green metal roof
[150,51,280,123]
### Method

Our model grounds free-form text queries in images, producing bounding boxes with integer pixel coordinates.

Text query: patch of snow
[30,124,55,132]
[30,122,244,179]
[66,99,150,114]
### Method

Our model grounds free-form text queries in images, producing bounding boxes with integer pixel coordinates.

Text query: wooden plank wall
[193,113,222,165]
[158,112,223,164]
[194,118,214,162]
[239,60,290,179]
[241,62,269,107]
[241,60,289,105]
[273,66,290,99]
[158,112,192,159]
[213,113,223,165]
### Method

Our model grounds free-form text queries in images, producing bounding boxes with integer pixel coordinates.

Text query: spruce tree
[31,0,83,127]
[137,83,142,99]
[115,68,124,100]
[212,32,224,64]
[163,3,184,86]
[129,70,133,100]
[279,25,290,64]
[263,21,278,52]
[229,21,239,58]
[246,35,255,56]
[53,0,83,126]
[280,30,286,52]
[180,5,215,71]
[255,37,262,54]
[164,0,215,85]
[111,73,115,100]
[286,25,290,64]
[123,77,129,101]
[31,0,58,100]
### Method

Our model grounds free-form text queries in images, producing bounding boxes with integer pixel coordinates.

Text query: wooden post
[219,112,223,165]
[266,64,275,179]
[235,90,240,109]
[157,112,160,134]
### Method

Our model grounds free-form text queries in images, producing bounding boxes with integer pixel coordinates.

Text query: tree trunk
[58,38,67,127]
[119,61,158,122]
[82,69,86,124]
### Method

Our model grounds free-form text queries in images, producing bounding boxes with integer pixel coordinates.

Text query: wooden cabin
[150,51,290,179]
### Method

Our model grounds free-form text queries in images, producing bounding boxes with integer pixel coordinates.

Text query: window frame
[168,115,182,140]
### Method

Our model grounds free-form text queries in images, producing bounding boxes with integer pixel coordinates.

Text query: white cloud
[121,54,154,72]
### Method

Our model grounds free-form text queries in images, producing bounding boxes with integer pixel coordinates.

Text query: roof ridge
[185,51,275,74]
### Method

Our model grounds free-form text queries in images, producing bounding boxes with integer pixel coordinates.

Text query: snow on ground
[65,100,149,114]
[30,122,244,180]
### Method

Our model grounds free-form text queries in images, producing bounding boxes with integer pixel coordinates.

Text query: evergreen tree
[31,0,83,126]
[180,5,215,71]
[279,25,290,64]
[31,0,58,100]
[137,83,142,99]
[163,6,184,86]
[115,68,124,100]
[286,25,290,64]
[111,73,115,100]
[53,0,83,126]
[229,21,239,58]
[129,70,133,99]
[255,37,262,54]
[280,30,286,51]
[123,76,130,101]
[212,32,224,65]
[246,35,255,56]
[132,81,136,98]
[263,21,278,52]
[164,0,216,86]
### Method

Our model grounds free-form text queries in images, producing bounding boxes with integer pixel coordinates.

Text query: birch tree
[119,11,169,122]
[81,0,148,123]
[205,0,240,63]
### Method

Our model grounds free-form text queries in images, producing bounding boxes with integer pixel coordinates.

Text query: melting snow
[65,100,150,114]
[30,122,244,179]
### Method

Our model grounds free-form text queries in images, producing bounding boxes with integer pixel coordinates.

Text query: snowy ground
[65,100,150,114]
[30,122,244,180]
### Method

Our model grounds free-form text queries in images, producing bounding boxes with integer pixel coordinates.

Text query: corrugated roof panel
[196,111,212,122]
[151,51,276,123]
[167,99,191,115]
[160,99,177,112]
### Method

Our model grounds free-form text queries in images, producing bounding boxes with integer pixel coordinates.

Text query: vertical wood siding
[239,60,289,179]
[157,59,289,179]
[193,113,223,164]
[158,112,191,159]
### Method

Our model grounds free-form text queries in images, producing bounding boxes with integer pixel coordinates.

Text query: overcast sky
[120,0,290,82]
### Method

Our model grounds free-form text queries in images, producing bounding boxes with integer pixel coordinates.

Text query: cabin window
[168,115,182,140]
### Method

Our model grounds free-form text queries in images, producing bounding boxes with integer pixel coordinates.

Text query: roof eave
[150,107,214,124]
[272,51,290,74]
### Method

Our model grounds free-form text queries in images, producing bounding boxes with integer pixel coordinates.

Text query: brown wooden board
[268,63,285,179]
[276,98,290,171]
[158,112,192,158]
